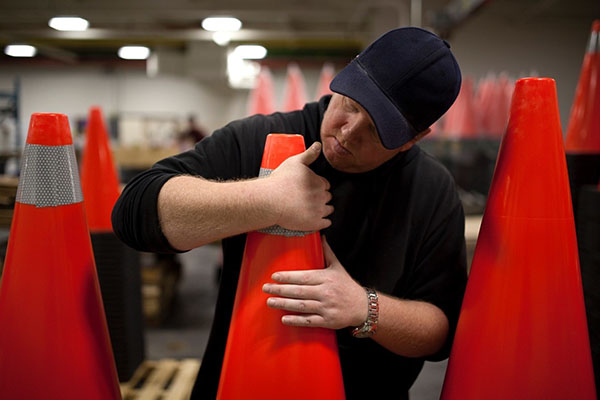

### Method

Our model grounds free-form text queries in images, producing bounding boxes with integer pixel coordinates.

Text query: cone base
[0,203,121,399]
[442,216,596,400]
[217,232,345,400]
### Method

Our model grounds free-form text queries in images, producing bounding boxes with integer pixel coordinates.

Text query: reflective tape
[589,31,598,54]
[16,144,83,207]
[257,167,312,237]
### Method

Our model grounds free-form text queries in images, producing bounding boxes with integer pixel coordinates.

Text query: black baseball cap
[330,27,462,149]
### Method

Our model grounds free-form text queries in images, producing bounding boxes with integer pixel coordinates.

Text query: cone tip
[515,77,555,85]
[592,19,600,33]
[514,77,557,96]
[27,113,73,146]
[261,133,306,170]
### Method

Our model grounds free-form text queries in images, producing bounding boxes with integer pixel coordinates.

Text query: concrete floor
[145,244,449,400]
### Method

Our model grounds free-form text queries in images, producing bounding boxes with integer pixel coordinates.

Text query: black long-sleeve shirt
[112,95,467,399]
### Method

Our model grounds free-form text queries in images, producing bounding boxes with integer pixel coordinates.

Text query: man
[112,27,467,399]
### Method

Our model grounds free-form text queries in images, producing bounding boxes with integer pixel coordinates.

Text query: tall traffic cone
[247,66,277,116]
[440,78,597,399]
[80,106,120,232]
[315,62,335,100]
[282,63,308,112]
[442,77,479,139]
[81,106,145,381]
[0,113,121,399]
[565,20,600,153]
[565,20,600,216]
[217,134,345,400]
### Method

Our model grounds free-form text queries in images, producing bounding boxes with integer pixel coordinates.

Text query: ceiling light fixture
[118,46,151,60]
[201,17,242,32]
[4,44,37,57]
[233,45,267,60]
[48,16,89,31]
[212,31,232,46]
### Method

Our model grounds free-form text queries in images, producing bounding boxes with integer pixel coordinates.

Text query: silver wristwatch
[351,287,379,338]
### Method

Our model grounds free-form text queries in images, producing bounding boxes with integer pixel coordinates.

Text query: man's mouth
[331,136,351,156]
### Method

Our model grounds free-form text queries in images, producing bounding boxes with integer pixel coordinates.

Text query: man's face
[320,94,403,173]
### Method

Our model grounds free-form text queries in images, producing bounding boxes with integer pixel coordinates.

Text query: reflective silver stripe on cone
[589,30,598,54]
[16,144,83,207]
[257,167,313,237]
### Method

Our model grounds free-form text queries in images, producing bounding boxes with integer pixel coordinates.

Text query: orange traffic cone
[282,63,308,112]
[80,106,120,232]
[565,20,600,152]
[217,134,345,400]
[442,77,479,139]
[247,66,277,116]
[440,78,597,399]
[0,113,121,399]
[565,20,600,215]
[315,62,335,100]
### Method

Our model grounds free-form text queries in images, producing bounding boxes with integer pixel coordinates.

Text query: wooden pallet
[120,359,200,400]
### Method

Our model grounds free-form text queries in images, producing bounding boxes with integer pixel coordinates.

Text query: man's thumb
[297,142,322,165]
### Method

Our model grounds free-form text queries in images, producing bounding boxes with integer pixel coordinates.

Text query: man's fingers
[281,314,326,328]
[266,297,320,314]
[268,270,323,285]
[296,142,322,166]
[262,282,319,299]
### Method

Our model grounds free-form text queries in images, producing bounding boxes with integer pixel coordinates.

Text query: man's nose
[340,119,359,142]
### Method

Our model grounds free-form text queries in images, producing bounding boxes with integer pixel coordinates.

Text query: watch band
[351,287,379,338]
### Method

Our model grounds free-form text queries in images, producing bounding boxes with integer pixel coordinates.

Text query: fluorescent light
[202,17,242,32]
[4,45,37,57]
[212,31,231,46]
[233,45,267,60]
[48,16,89,31]
[118,46,151,60]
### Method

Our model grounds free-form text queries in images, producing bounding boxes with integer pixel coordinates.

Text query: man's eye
[345,101,359,113]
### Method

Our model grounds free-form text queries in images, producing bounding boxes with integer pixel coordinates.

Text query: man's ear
[398,128,431,151]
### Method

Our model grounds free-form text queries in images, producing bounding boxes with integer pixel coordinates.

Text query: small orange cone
[565,20,600,152]
[440,78,597,399]
[314,62,335,100]
[0,113,121,399]
[247,66,277,116]
[442,77,479,139]
[282,63,308,112]
[80,106,120,232]
[217,134,345,400]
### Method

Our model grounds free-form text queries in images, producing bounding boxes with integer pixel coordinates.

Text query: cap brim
[330,60,418,149]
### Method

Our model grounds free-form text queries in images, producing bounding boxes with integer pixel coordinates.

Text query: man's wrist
[351,287,379,338]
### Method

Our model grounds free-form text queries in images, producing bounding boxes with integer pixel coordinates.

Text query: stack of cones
[440,78,596,399]
[442,77,479,140]
[80,106,120,232]
[565,20,600,153]
[565,20,600,212]
[247,66,277,116]
[314,63,335,100]
[217,134,345,400]
[0,113,121,399]
[81,106,145,382]
[282,63,308,112]
[564,21,600,391]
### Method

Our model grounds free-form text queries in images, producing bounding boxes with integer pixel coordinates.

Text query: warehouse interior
[0,0,599,399]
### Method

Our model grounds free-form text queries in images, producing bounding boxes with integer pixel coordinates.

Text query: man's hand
[266,142,334,232]
[262,236,367,329]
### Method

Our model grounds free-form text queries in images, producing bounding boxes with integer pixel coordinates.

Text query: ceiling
[0,0,480,65]
[0,0,596,67]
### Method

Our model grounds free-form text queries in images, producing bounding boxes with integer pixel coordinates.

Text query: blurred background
[0,0,598,398]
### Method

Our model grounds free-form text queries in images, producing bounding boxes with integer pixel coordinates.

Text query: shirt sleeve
[111,117,265,253]
[111,111,310,253]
